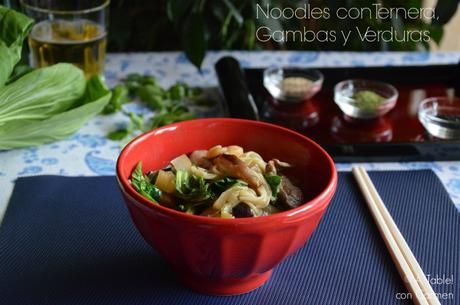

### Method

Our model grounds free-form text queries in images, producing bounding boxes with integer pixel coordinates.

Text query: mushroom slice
[212,154,260,188]
[265,159,291,175]
[190,150,213,169]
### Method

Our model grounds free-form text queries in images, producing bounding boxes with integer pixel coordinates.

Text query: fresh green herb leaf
[140,75,157,86]
[107,128,131,140]
[138,84,165,110]
[127,111,144,130]
[265,175,282,202]
[106,73,213,141]
[102,84,129,114]
[168,83,187,100]
[131,161,162,203]
[151,108,195,129]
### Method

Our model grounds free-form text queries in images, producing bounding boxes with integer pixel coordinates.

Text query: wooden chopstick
[352,166,440,305]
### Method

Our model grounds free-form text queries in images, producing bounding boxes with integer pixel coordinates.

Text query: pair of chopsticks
[352,166,440,305]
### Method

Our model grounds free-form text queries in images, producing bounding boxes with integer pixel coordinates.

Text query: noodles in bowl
[130,145,304,218]
[116,118,337,295]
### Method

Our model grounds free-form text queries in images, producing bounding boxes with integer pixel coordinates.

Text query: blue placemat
[0,171,459,305]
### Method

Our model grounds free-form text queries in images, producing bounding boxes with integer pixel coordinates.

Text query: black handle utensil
[215,56,260,120]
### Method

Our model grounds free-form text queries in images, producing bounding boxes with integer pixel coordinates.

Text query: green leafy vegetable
[6,64,34,84]
[0,76,111,149]
[138,84,165,110]
[107,128,131,141]
[128,112,144,130]
[151,106,196,129]
[0,6,112,150]
[0,5,34,87]
[106,73,213,141]
[209,177,245,195]
[102,84,129,114]
[265,175,282,202]
[0,64,86,125]
[123,74,160,96]
[131,161,162,203]
[168,83,187,100]
[175,170,213,202]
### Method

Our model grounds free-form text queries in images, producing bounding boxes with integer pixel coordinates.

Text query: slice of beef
[277,176,303,209]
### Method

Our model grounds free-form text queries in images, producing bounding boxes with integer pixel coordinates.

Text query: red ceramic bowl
[116,118,337,295]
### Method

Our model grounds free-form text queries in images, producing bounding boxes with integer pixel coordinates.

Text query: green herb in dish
[352,90,386,109]
[175,170,214,202]
[131,161,162,203]
[130,146,305,218]
[264,174,282,202]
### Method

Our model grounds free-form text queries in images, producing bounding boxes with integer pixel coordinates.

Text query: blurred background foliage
[4,0,460,68]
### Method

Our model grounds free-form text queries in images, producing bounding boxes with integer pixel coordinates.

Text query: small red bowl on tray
[116,118,337,295]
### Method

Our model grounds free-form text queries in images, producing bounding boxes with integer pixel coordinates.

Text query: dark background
[4,0,459,67]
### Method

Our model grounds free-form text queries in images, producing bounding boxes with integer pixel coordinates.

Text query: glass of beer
[20,0,109,78]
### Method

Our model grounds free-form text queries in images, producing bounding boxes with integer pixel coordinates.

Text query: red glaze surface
[116,118,337,295]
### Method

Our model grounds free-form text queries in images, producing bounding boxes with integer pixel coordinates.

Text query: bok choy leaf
[0,76,111,149]
[175,170,213,202]
[131,161,162,203]
[265,175,282,202]
[0,6,111,150]
[0,6,33,87]
[0,63,86,125]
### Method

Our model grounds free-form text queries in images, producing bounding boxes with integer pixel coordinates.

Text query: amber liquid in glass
[28,19,106,78]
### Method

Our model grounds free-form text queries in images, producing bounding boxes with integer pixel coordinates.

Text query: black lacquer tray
[215,56,460,162]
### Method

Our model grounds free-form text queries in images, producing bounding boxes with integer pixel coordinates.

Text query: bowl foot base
[177,270,272,296]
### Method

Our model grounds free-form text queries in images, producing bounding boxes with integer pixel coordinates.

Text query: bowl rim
[418,96,460,126]
[116,118,337,225]
[334,79,399,107]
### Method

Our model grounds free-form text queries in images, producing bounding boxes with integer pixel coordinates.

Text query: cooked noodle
[130,145,304,218]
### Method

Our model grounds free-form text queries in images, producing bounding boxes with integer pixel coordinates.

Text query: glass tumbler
[21,0,109,78]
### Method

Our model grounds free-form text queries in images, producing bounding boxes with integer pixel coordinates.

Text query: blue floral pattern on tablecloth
[1,51,460,219]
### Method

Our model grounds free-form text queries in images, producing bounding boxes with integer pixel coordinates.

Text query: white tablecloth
[1,51,460,221]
